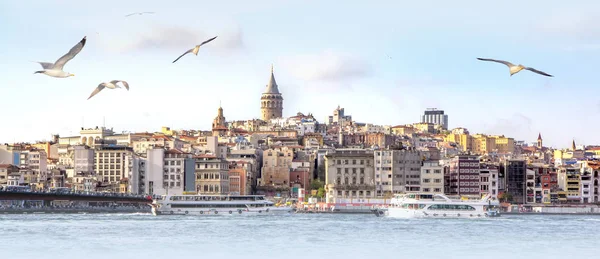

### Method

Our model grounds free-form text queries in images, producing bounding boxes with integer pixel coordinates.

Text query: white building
[94,145,132,191]
[74,145,94,174]
[479,166,499,199]
[420,160,444,194]
[421,108,449,130]
[374,149,422,196]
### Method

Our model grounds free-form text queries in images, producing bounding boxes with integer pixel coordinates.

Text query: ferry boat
[151,194,294,216]
[372,193,500,218]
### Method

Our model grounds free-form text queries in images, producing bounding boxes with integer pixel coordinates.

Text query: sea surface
[1,213,599,259]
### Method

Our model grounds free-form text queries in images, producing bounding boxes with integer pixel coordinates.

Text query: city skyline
[1,0,600,148]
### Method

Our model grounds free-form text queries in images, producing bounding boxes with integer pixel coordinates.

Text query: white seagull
[125,12,155,17]
[34,36,86,78]
[88,80,130,100]
[477,58,553,77]
[172,36,218,63]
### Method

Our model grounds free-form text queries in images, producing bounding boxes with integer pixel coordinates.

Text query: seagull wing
[37,62,54,69]
[88,83,106,100]
[172,48,194,63]
[524,67,553,77]
[477,58,515,67]
[142,12,155,14]
[199,36,218,46]
[110,80,130,90]
[125,13,137,17]
[53,36,87,70]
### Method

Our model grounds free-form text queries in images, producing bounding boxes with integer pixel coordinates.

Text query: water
[1,213,599,259]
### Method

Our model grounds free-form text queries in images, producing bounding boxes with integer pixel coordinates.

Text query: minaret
[260,64,284,121]
[537,133,543,149]
[572,139,576,151]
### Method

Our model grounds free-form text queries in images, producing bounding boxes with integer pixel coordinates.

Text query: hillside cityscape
[1,67,597,207]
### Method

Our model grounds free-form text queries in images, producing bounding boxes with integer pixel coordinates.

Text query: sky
[1,0,599,149]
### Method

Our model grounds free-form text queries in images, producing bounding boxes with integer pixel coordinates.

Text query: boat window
[427,204,476,211]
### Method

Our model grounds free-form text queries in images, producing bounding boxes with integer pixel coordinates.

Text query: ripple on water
[1,213,600,259]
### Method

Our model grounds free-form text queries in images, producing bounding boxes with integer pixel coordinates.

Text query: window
[423,179,430,183]
[434,179,441,183]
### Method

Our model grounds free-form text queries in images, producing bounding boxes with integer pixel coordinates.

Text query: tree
[499,193,513,203]
[310,179,324,191]
[317,187,325,198]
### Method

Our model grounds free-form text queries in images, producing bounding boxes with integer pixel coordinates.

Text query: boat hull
[152,206,294,216]
[373,207,500,218]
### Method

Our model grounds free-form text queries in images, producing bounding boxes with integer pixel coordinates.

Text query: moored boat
[151,194,294,216]
[372,193,500,218]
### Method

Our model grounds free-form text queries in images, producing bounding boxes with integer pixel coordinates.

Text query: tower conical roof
[264,64,280,94]
[537,133,542,140]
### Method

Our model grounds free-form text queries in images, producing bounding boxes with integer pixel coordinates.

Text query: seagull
[477,58,553,77]
[87,80,130,100]
[34,36,86,78]
[125,12,155,17]
[172,36,218,63]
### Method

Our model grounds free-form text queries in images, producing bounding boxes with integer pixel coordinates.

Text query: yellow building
[472,134,496,155]
[161,126,174,136]
[444,133,473,152]
[490,135,514,154]
[391,125,416,136]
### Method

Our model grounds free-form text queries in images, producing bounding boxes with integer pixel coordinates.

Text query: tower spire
[271,63,274,74]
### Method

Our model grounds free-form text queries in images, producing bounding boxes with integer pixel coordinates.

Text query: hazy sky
[1,0,599,148]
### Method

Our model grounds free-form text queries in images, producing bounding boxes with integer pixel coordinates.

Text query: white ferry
[372,193,500,218]
[151,194,294,216]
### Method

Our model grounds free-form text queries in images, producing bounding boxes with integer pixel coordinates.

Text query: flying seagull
[87,80,130,100]
[34,36,86,78]
[477,58,553,77]
[172,36,218,63]
[125,12,155,17]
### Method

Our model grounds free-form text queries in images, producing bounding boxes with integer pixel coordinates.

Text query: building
[374,149,423,196]
[324,149,376,203]
[228,161,252,195]
[421,108,448,130]
[327,105,353,126]
[0,164,19,186]
[447,155,480,196]
[73,145,94,174]
[557,165,581,203]
[194,155,230,194]
[94,145,133,192]
[479,165,499,199]
[260,65,284,121]
[212,105,228,137]
[259,147,293,191]
[420,160,444,194]
[504,159,527,204]
[339,132,395,148]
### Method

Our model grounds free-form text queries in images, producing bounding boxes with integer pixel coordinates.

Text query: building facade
[194,155,230,194]
[421,108,448,130]
[421,160,444,194]
[324,149,376,203]
[374,149,423,196]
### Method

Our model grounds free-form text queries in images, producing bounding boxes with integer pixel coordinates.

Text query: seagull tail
[34,71,44,74]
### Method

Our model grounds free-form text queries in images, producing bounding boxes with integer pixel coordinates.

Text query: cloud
[279,50,371,82]
[104,24,244,53]
[484,113,533,139]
